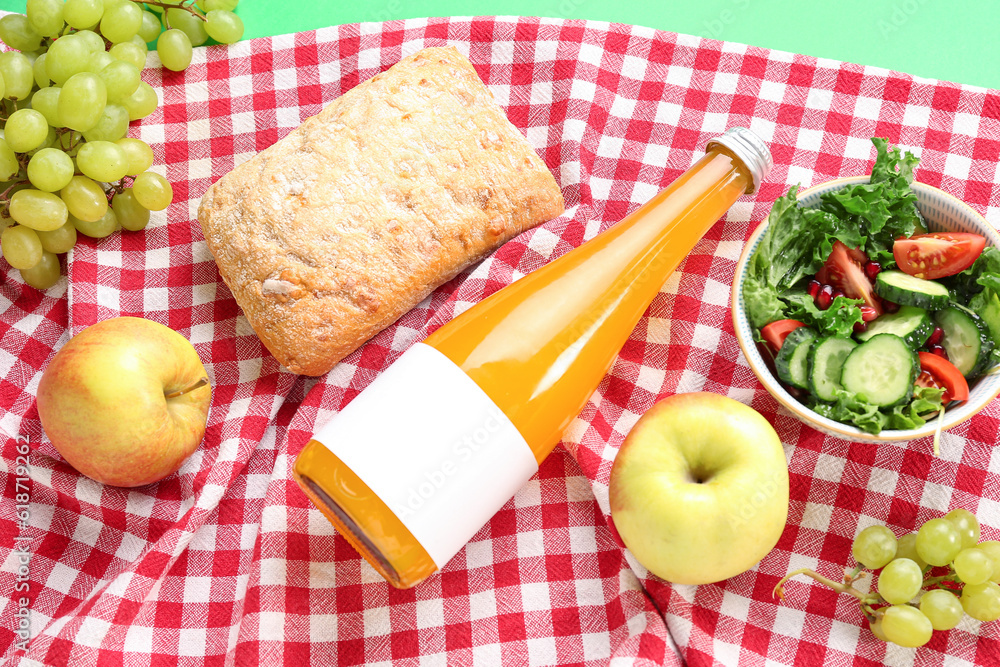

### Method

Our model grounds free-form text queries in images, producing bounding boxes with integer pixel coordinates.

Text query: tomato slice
[893,232,986,280]
[761,319,806,353]
[915,351,969,403]
[825,241,882,314]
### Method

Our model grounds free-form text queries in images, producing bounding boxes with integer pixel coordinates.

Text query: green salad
[743,138,1000,434]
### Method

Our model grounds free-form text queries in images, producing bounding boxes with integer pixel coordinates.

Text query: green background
[0,1,996,90]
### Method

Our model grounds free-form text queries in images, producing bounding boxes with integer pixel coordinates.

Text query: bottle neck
[427,145,752,460]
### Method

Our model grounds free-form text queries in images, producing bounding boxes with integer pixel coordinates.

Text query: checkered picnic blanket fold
[2,14,999,667]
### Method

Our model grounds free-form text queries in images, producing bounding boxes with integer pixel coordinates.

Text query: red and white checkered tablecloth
[3,14,1000,667]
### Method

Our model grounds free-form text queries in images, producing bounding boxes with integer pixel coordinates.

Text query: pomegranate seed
[853,320,868,334]
[860,305,879,322]
[816,284,834,310]
[832,289,846,301]
[865,261,882,281]
[927,326,944,346]
[930,345,949,360]
[807,280,821,298]
[883,300,900,313]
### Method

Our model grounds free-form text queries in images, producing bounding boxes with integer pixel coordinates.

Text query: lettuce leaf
[743,187,867,333]
[816,138,922,265]
[782,292,864,340]
[809,385,945,434]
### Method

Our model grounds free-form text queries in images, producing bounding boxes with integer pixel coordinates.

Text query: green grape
[894,533,927,570]
[880,605,933,647]
[112,187,149,231]
[5,108,51,153]
[961,581,1000,622]
[32,53,50,89]
[164,8,208,47]
[116,137,154,174]
[916,518,962,567]
[31,86,61,127]
[205,0,239,11]
[27,148,75,192]
[877,558,923,605]
[76,140,129,183]
[87,50,116,75]
[0,51,36,100]
[58,71,107,132]
[133,171,173,211]
[0,14,43,53]
[10,189,69,232]
[63,0,104,29]
[2,225,44,270]
[110,41,147,71]
[157,28,193,72]
[852,525,897,569]
[46,34,92,86]
[0,68,5,99]
[944,509,980,549]
[0,139,18,181]
[979,541,1000,584]
[869,617,889,642]
[121,81,157,121]
[954,547,994,585]
[100,0,142,44]
[71,207,116,238]
[82,103,130,142]
[27,0,66,37]
[138,10,161,43]
[20,250,61,289]
[37,221,77,254]
[919,589,964,631]
[128,33,149,53]
[205,10,244,44]
[74,29,106,55]
[61,175,108,222]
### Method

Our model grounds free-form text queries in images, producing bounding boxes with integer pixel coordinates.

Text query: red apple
[610,392,789,585]
[36,317,212,487]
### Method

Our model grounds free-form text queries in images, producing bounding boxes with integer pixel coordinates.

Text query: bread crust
[198,46,564,375]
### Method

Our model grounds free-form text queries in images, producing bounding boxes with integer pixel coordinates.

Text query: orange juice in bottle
[293,128,772,588]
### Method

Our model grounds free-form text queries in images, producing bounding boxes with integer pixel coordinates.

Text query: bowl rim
[732,176,1000,443]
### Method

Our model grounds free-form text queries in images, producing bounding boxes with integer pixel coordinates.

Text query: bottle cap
[706,127,773,194]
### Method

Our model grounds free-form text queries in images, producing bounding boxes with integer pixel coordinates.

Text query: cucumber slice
[841,334,918,407]
[775,326,817,390]
[808,336,857,401]
[934,304,994,378]
[874,270,951,309]
[855,305,933,348]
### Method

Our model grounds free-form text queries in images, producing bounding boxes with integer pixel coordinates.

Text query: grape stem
[774,567,877,604]
[138,0,209,24]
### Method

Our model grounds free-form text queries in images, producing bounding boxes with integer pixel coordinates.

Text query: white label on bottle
[311,343,539,570]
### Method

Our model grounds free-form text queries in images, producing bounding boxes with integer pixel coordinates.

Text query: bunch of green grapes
[775,508,1000,649]
[0,0,245,290]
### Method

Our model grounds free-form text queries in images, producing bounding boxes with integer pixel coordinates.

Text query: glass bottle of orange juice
[293,128,772,588]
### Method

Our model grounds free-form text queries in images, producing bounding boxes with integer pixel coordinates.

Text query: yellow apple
[609,392,789,585]
[36,317,212,487]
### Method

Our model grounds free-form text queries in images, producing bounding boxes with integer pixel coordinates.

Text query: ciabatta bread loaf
[198,46,564,375]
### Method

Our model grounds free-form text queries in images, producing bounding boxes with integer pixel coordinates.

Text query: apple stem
[164,377,210,400]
